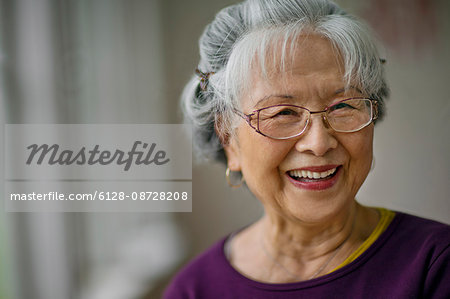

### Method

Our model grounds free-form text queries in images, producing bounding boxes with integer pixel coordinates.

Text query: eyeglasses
[234,98,378,140]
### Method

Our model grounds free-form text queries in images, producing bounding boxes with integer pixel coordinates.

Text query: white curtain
[1,0,185,298]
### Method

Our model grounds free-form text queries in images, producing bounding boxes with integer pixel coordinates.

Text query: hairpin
[195,68,215,91]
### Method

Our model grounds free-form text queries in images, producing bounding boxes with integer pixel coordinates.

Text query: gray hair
[182,0,389,164]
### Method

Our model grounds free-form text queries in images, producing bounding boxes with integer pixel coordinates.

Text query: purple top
[164,212,450,298]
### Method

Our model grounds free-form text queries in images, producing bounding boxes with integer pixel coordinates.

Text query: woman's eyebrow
[254,94,295,107]
[253,86,363,108]
[334,86,363,95]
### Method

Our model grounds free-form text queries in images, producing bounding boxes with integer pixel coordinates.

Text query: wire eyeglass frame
[233,97,379,140]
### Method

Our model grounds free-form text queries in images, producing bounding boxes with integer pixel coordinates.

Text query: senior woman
[164,0,450,298]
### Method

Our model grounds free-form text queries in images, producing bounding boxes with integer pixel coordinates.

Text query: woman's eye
[331,102,354,111]
[273,109,297,117]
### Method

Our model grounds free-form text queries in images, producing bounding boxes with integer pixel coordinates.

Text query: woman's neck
[228,202,380,282]
[260,202,359,261]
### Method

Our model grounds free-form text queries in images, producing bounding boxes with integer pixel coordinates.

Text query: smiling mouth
[288,166,340,182]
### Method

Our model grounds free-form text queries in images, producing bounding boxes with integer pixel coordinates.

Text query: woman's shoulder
[390,212,450,297]
[175,236,228,276]
[393,211,450,240]
[163,235,232,298]
[382,211,450,262]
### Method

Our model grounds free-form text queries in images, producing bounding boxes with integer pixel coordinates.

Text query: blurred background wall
[0,0,449,298]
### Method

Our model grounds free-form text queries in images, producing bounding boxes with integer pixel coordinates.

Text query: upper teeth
[289,168,337,179]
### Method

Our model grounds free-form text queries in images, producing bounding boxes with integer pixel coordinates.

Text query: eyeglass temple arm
[233,108,254,124]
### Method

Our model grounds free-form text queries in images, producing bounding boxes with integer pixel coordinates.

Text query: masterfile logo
[5,124,191,180]
[26,141,170,171]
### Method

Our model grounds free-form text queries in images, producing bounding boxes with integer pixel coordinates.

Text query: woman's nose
[294,113,338,156]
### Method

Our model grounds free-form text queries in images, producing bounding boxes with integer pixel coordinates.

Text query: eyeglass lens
[256,98,373,139]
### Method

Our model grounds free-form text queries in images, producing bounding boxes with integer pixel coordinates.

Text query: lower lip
[286,166,342,191]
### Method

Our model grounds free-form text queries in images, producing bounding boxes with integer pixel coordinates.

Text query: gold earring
[226,167,244,188]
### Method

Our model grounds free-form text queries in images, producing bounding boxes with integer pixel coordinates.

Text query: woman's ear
[215,119,241,171]
[223,136,241,171]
